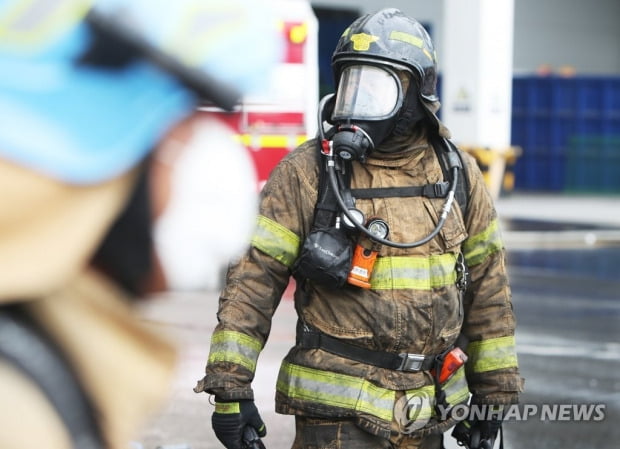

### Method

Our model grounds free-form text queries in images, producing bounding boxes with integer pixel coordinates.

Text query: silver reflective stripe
[466,336,518,373]
[443,366,470,406]
[251,215,300,267]
[207,330,263,372]
[462,219,503,267]
[277,360,472,424]
[403,385,436,421]
[277,361,395,421]
[370,253,458,290]
[1,0,90,45]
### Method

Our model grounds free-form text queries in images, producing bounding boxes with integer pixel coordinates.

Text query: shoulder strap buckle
[423,182,450,198]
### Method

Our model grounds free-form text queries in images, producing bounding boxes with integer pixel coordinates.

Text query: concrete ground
[133,193,620,449]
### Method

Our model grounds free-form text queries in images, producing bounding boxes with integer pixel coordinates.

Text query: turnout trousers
[291,416,442,449]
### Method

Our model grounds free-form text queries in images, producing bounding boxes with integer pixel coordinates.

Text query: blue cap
[0,0,282,184]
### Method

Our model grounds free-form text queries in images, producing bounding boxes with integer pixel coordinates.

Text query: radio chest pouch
[291,153,353,289]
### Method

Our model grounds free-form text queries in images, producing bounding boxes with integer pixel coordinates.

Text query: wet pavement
[504,256,620,449]
[135,194,620,449]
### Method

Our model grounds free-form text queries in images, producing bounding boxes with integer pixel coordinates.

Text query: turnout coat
[195,129,523,438]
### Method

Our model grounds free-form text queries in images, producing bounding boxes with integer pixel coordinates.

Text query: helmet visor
[332,65,402,121]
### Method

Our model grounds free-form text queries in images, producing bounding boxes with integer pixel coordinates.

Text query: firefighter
[0,1,279,448]
[195,8,523,449]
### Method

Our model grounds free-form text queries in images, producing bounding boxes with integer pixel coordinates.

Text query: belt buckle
[397,353,425,372]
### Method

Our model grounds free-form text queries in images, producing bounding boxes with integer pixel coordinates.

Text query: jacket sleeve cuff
[471,391,520,406]
[193,375,254,401]
[467,367,524,405]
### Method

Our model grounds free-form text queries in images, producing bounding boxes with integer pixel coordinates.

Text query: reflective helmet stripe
[389,31,424,50]
[0,0,91,48]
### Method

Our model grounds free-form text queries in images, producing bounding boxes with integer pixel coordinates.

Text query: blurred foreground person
[195,8,523,449]
[0,0,280,448]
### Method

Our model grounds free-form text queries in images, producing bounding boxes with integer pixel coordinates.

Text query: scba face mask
[331,64,408,161]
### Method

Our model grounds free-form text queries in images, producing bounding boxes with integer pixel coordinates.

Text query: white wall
[513,0,620,74]
[310,0,620,75]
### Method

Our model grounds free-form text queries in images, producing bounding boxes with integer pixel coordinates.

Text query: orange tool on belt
[433,347,468,383]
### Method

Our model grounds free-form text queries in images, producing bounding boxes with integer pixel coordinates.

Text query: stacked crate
[511,76,620,192]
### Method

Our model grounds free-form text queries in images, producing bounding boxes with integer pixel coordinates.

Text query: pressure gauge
[367,218,389,240]
[342,208,365,229]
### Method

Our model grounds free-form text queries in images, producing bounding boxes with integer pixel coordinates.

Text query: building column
[441,0,515,198]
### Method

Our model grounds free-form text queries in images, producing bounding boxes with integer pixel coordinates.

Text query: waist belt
[299,326,436,372]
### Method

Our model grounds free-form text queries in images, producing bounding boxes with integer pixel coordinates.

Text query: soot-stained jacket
[195,131,523,438]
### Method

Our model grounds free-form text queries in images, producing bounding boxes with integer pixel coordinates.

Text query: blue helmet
[0,0,282,184]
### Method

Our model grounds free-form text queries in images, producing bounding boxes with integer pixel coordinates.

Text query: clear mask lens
[333,65,402,120]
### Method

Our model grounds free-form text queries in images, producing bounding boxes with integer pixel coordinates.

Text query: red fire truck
[199,0,319,189]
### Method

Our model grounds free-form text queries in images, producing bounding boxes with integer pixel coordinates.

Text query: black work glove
[452,417,502,449]
[212,399,266,449]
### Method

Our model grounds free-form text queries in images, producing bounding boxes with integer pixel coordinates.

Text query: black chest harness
[292,134,471,291]
[292,134,473,418]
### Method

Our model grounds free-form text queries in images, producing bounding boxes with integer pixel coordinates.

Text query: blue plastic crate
[551,78,579,116]
[565,135,620,193]
[511,75,620,191]
[514,153,565,191]
[602,78,620,116]
[576,78,605,118]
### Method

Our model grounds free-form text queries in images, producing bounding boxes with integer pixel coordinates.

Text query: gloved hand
[476,417,502,449]
[452,417,502,449]
[212,399,266,449]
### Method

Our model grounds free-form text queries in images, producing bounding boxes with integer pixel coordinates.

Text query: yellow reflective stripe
[443,367,470,406]
[251,215,300,267]
[466,336,518,373]
[370,253,457,290]
[278,362,473,424]
[236,134,309,149]
[404,385,435,421]
[214,402,240,414]
[165,4,244,66]
[462,219,503,267]
[389,30,424,48]
[0,0,91,46]
[208,330,263,372]
[277,361,395,421]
